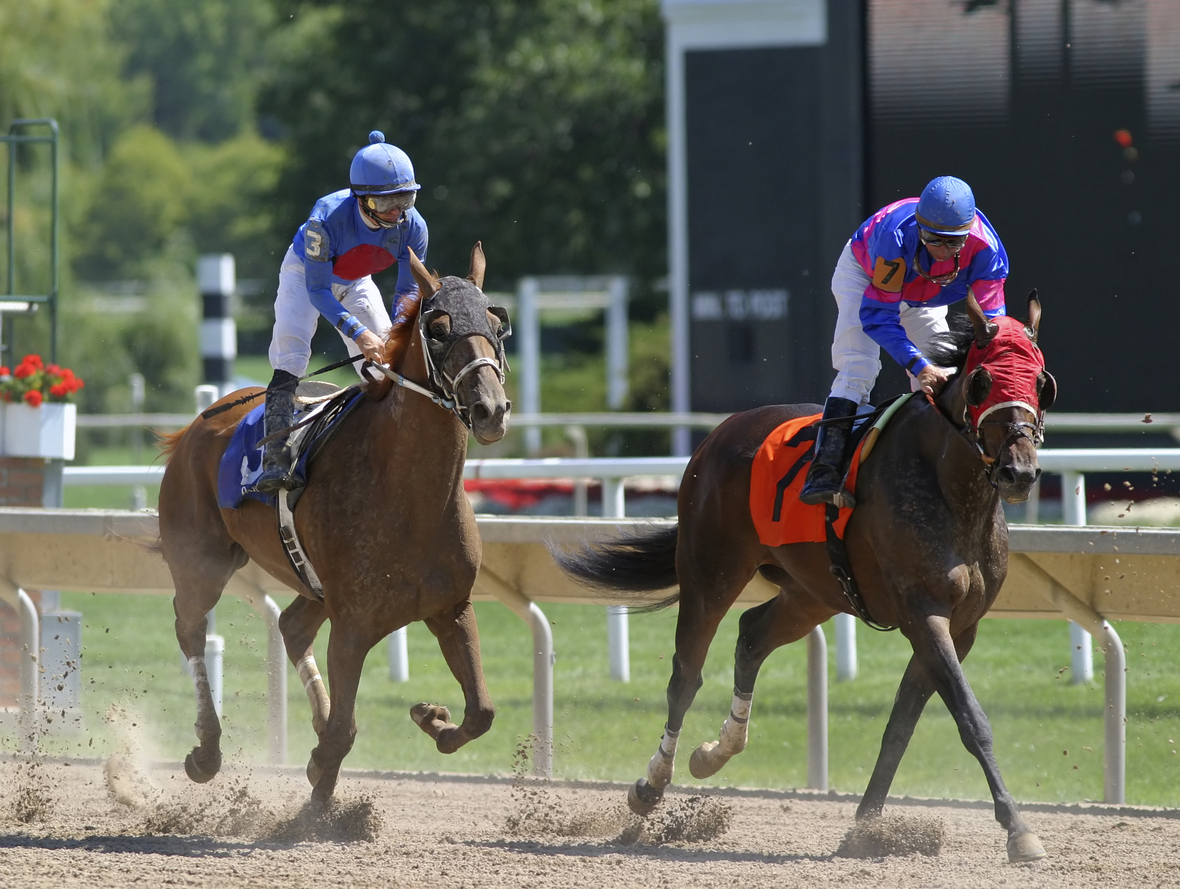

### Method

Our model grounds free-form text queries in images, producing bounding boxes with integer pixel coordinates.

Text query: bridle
[368,286,511,432]
[966,402,1044,488]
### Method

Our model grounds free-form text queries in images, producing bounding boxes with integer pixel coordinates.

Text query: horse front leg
[690,591,834,780]
[307,624,369,803]
[912,614,1046,863]
[279,596,332,736]
[857,653,937,819]
[417,599,494,754]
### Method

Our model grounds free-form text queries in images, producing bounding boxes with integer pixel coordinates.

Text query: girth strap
[278,487,324,601]
[824,497,896,633]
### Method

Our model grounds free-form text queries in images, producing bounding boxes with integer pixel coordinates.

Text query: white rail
[0,510,1158,803]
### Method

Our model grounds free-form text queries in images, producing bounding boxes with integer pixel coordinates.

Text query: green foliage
[182,132,289,281]
[264,0,666,289]
[70,125,192,279]
[0,0,147,166]
[109,0,277,143]
[63,283,199,415]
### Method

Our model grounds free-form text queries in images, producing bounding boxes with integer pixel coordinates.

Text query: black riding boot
[799,396,860,506]
[256,370,299,494]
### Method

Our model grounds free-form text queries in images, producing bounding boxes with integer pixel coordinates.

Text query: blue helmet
[349,131,421,196]
[915,176,976,236]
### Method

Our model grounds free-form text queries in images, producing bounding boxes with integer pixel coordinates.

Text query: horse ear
[467,241,486,291]
[408,248,441,297]
[1037,370,1057,411]
[1026,289,1041,342]
[966,291,999,348]
[964,366,993,407]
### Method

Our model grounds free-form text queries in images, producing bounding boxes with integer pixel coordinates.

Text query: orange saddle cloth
[749,414,868,547]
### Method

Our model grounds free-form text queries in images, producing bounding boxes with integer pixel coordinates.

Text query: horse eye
[428,316,452,339]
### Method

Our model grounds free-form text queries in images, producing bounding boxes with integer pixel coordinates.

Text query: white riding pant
[268,246,393,378]
[829,240,948,405]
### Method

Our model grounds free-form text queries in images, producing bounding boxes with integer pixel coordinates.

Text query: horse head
[407,243,513,444]
[945,290,1056,503]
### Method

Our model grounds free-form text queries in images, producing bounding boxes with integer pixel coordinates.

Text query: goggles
[919,230,968,251]
[363,192,416,215]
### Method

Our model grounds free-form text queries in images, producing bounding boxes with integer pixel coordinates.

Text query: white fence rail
[3,508,1178,803]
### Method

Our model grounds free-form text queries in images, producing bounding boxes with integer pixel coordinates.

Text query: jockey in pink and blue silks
[799,175,1010,506]
[257,130,429,493]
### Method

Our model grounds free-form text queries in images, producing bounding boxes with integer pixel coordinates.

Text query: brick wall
[0,457,46,704]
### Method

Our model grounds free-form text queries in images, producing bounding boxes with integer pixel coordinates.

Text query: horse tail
[155,426,190,461]
[548,524,681,612]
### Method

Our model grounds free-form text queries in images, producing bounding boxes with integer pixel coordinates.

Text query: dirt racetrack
[1,753,1178,888]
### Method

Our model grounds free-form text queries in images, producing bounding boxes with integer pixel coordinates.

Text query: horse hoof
[627,779,663,816]
[184,748,220,784]
[1007,831,1047,863]
[689,741,724,779]
[410,701,451,728]
[307,757,323,789]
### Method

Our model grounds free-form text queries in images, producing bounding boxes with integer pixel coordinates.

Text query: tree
[262,0,666,289]
[109,0,277,143]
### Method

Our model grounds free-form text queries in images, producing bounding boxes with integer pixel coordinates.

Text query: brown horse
[553,292,1055,862]
[158,244,511,802]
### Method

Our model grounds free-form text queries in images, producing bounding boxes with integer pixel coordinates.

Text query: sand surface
[0,753,1177,888]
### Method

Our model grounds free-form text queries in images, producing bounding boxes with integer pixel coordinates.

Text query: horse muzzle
[993,458,1041,504]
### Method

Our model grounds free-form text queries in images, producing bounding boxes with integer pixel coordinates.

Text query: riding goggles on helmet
[919,230,968,251]
[364,192,416,214]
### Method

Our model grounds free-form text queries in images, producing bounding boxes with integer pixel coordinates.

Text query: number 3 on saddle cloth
[749,394,911,629]
[216,387,367,510]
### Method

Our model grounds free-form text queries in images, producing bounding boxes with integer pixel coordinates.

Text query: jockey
[799,175,1009,506]
[257,130,429,494]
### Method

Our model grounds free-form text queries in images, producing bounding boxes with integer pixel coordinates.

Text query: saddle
[216,380,368,601]
[216,381,365,510]
[750,394,913,631]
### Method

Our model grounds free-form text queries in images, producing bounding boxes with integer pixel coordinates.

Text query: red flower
[23,390,43,407]
[0,366,9,377]
[14,362,35,379]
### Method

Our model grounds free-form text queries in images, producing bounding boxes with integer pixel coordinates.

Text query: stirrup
[256,465,292,494]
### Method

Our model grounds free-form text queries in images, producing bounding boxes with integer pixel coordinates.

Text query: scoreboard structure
[664,0,1180,451]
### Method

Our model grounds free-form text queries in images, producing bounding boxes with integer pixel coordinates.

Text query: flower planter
[3,402,76,460]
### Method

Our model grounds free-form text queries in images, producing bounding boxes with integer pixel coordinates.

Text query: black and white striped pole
[197,253,236,397]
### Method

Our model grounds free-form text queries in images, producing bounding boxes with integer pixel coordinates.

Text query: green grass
[19,591,1180,808]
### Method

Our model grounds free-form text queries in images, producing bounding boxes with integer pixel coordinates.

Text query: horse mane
[364,289,425,399]
[924,311,976,372]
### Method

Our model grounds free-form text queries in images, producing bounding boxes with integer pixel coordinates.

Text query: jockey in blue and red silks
[799,175,1011,506]
[257,130,429,493]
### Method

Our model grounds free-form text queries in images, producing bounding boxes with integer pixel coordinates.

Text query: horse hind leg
[171,553,244,784]
[629,586,732,816]
[689,588,834,780]
[415,600,494,754]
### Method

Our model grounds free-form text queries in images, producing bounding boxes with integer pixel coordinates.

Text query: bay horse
[553,292,1055,862]
[157,244,511,802]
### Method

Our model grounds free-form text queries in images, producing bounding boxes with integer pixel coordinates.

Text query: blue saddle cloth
[216,389,364,509]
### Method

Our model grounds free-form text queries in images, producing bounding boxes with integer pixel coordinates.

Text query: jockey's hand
[355,330,386,364]
[916,363,955,398]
